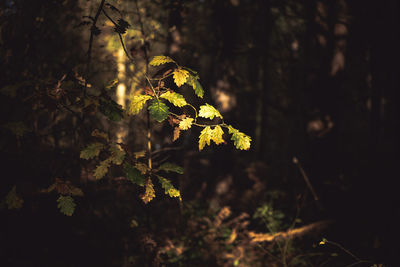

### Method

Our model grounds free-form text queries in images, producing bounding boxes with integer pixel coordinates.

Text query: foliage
[141,178,156,204]
[157,162,184,174]
[4,186,24,210]
[124,163,145,186]
[128,55,252,152]
[157,175,182,200]
[57,195,76,216]
[198,103,223,120]
[128,94,152,115]
[80,143,105,160]
[148,99,170,122]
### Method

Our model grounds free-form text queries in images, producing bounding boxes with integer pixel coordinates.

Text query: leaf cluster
[128,55,252,151]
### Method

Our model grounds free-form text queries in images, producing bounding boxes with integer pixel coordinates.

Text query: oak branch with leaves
[129,55,252,151]
[80,56,251,206]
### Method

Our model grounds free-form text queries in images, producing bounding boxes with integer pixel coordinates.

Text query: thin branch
[293,156,322,209]
[85,0,106,96]
[133,0,151,170]
[101,8,135,63]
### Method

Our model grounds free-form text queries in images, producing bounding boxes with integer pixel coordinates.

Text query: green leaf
[158,162,184,174]
[228,125,251,150]
[186,75,204,98]
[128,94,152,115]
[94,159,111,179]
[157,175,182,200]
[193,79,204,98]
[173,68,189,87]
[80,143,105,160]
[148,100,169,122]
[179,117,194,130]
[3,122,30,137]
[160,91,187,107]
[198,126,212,151]
[198,104,223,120]
[99,99,124,122]
[57,195,76,216]
[149,55,175,66]
[124,163,145,186]
[211,125,224,145]
[109,145,125,165]
[5,185,24,210]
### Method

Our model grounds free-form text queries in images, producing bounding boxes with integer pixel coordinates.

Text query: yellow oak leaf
[198,103,223,120]
[128,95,152,115]
[173,69,189,87]
[211,125,224,145]
[198,126,212,151]
[160,91,187,107]
[149,55,175,66]
[179,117,194,130]
[141,178,155,204]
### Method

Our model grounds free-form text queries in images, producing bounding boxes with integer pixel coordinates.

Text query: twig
[293,156,322,209]
[133,0,151,170]
[101,8,135,63]
[321,239,373,267]
[85,0,106,96]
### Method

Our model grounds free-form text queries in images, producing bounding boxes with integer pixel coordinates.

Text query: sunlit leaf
[80,143,105,159]
[160,91,187,107]
[173,68,189,87]
[228,125,251,150]
[124,163,145,186]
[179,117,194,130]
[158,162,184,174]
[57,195,76,216]
[148,100,169,122]
[5,185,23,210]
[128,94,152,115]
[211,125,224,145]
[198,126,212,151]
[149,55,175,66]
[157,175,182,201]
[198,103,223,120]
[141,178,155,204]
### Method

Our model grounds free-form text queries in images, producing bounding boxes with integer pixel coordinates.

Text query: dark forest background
[1,0,398,266]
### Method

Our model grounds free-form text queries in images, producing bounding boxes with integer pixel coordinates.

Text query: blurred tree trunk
[253,0,271,160]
